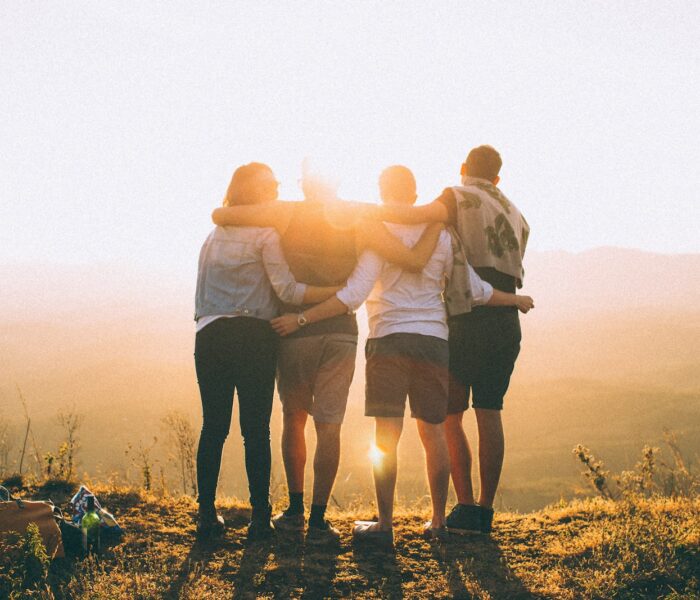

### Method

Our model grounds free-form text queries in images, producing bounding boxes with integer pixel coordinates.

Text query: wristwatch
[297,312,308,327]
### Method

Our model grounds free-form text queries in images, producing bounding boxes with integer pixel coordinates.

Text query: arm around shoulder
[211,201,291,233]
[358,220,443,272]
[378,199,449,225]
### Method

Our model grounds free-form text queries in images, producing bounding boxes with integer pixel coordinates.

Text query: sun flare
[368,443,384,466]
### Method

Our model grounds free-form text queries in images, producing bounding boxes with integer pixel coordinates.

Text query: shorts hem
[365,409,405,419]
[409,412,446,425]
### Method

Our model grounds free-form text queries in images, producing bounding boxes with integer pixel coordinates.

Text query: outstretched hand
[271,313,300,336]
[515,295,535,313]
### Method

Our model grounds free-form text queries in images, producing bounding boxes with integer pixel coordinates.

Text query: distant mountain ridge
[2,247,698,320]
[523,247,700,319]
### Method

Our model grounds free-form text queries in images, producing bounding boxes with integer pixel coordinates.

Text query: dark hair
[223,162,276,207]
[379,165,416,204]
[464,145,502,181]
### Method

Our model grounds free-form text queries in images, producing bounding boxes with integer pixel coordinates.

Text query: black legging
[194,317,278,510]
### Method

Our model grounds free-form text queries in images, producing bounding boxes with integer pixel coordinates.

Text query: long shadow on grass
[439,536,537,600]
[263,534,340,599]
[230,539,274,599]
[163,538,217,599]
[353,544,403,599]
[300,540,340,599]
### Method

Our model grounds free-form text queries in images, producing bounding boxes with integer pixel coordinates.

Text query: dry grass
[3,483,696,599]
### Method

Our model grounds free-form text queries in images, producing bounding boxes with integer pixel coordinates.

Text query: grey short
[365,333,449,425]
[277,333,358,424]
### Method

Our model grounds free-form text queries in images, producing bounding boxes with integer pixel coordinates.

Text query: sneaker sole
[273,524,305,533]
[352,522,393,547]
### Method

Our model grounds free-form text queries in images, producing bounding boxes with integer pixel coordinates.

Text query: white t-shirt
[336,224,494,340]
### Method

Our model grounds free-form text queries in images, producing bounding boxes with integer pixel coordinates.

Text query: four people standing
[194,146,532,544]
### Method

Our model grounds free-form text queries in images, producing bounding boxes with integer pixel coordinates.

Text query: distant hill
[1,248,698,511]
[523,247,700,319]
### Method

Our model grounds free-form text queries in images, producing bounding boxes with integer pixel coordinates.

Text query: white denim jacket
[194,226,306,328]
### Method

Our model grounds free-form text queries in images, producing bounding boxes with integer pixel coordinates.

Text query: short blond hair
[379,165,416,204]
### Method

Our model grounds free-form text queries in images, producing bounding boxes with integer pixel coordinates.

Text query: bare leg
[371,417,403,530]
[416,419,450,527]
[444,412,475,505]
[474,408,504,508]
[312,421,342,506]
[281,410,308,494]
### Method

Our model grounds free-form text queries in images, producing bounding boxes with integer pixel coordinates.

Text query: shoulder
[436,187,457,203]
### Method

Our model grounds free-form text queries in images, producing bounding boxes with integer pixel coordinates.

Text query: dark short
[447,308,521,412]
[365,333,449,425]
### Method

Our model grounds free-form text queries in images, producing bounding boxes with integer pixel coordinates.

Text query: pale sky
[2,2,699,278]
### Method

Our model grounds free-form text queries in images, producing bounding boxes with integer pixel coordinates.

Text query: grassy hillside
[2,483,698,599]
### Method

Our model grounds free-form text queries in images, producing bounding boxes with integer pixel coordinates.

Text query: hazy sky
[2,2,699,276]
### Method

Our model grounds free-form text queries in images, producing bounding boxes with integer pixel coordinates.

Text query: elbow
[211,208,224,225]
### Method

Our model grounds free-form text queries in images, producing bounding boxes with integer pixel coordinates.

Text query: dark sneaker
[306,520,341,545]
[422,521,448,542]
[445,504,483,535]
[352,520,394,548]
[479,506,494,534]
[248,506,274,542]
[272,511,305,532]
[196,512,225,539]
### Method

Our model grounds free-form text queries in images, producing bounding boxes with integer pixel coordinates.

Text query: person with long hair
[194,162,339,541]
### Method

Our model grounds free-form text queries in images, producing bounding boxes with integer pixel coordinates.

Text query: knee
[283,410,307,432]
[241,422,271,444]
[201,423,229,445]
[315,423,341,448]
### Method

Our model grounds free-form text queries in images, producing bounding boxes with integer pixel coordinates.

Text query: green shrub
[0,523,51,599]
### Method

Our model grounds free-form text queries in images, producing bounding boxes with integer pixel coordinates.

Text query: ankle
[285,492,304,516]
[252,504,272,520]
[308,504,327,527]
[430,517,446,528]
[198,502,216,517]
[376,519,393,531]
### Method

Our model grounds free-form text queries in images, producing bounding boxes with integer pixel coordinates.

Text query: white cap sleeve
[468,263,494,306]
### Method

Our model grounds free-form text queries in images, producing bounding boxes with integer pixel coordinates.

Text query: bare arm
[271,251,382,336]
[466,263,535,314]
[211,202,293,235]
[271,297,350,337]
[375,200,449,225]
[356,221,443,273]
[302,285,343,304]
[487,290,535,313]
